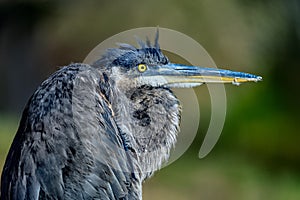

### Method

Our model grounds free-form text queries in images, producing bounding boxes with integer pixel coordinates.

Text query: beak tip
[255,76,263,82]
[231,75,262,86]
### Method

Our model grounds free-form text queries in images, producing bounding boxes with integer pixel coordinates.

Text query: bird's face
[95,42,262,88]
[97,43,262,89]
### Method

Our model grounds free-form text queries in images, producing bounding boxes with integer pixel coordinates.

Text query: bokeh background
[1,0,300,199]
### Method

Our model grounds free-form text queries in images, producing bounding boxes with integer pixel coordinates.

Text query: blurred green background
[1,0,300,199]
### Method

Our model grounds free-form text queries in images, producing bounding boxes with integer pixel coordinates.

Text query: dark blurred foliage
[217,0,300,169]
[236,0,300,114]
[0,0,300,195]
[0,1,56,112]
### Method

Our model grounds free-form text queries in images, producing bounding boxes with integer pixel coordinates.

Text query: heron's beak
[148,63,262,87]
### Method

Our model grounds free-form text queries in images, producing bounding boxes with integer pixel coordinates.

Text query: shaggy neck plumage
[104,75,181,179]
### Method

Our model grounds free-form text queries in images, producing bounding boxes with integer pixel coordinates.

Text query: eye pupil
[138,64,147,72]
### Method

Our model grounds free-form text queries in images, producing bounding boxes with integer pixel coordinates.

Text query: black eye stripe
[112,48,168,69]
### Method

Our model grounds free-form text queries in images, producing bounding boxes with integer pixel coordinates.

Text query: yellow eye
[137,64,147,73]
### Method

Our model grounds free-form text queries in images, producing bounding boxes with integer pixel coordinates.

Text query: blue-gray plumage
[0,32,261,200]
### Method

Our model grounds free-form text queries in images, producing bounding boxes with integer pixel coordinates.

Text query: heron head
[93,33,262,89]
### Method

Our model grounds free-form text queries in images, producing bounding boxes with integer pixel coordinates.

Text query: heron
[0,32,261,200]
